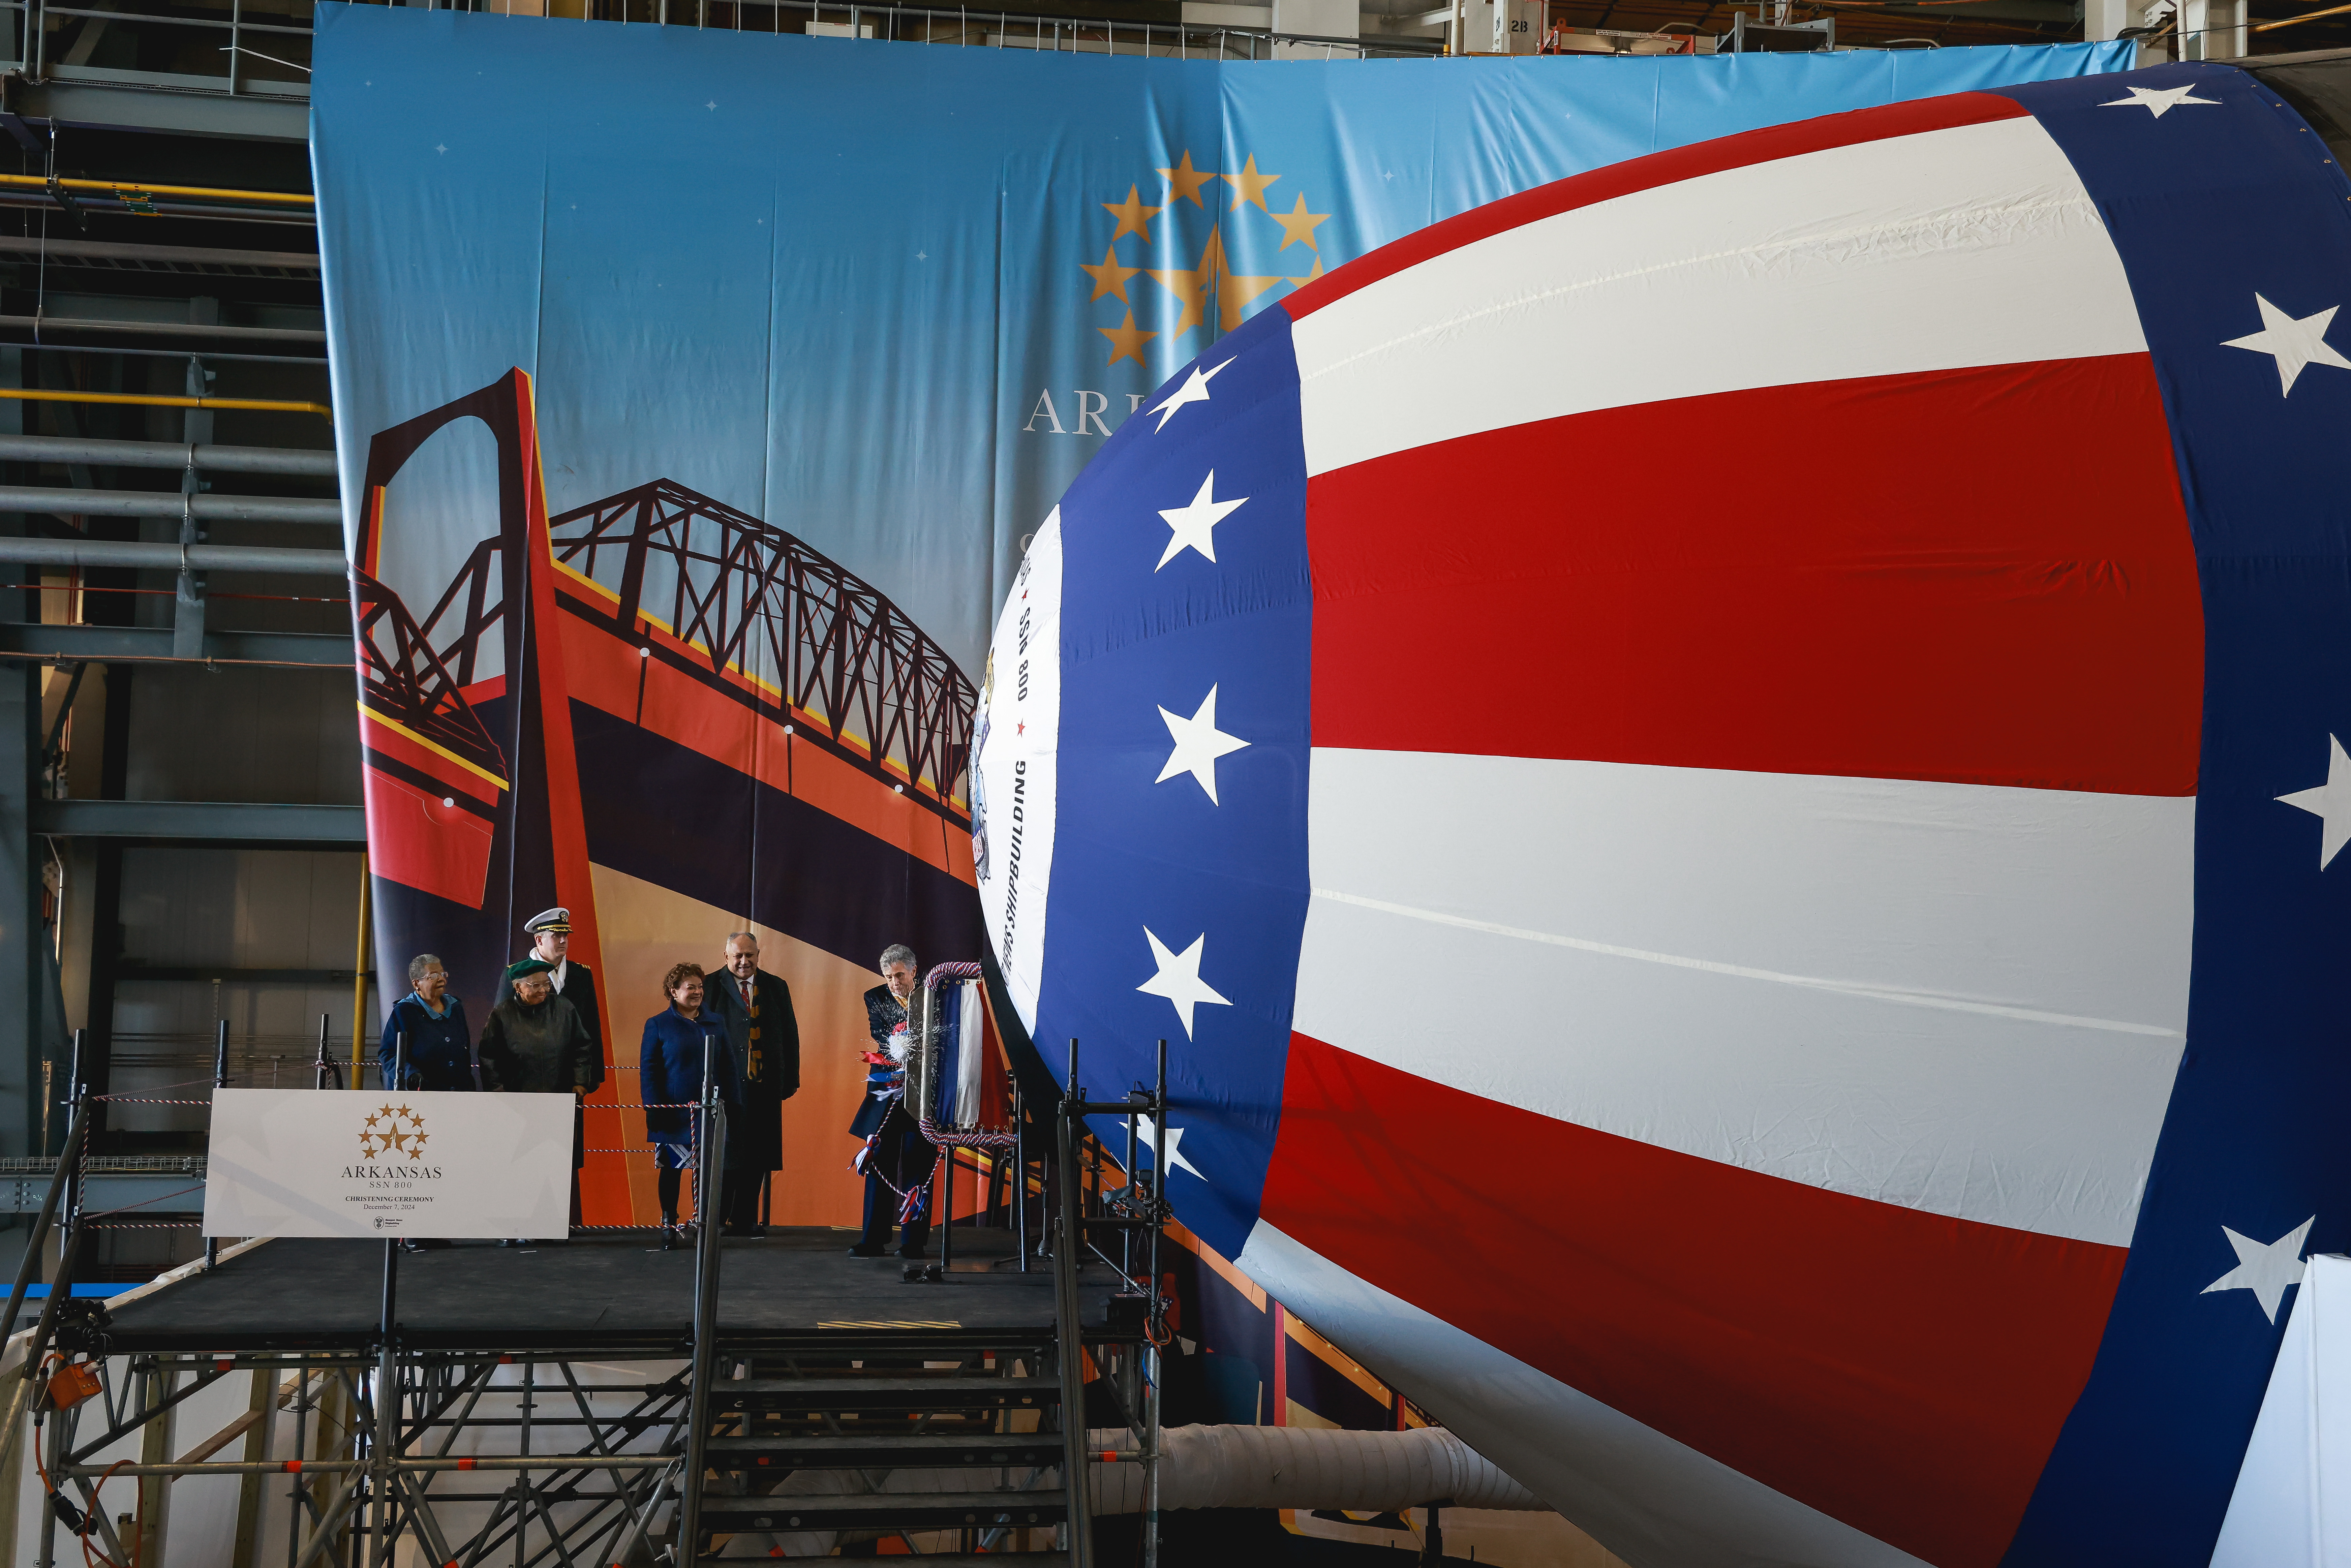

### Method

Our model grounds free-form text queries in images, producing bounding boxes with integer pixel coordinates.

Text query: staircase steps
[707,1431,1066,1469]
[710,1374,1057,1413]
[696,1487,1069,1533]
[702,1557,1068,1566]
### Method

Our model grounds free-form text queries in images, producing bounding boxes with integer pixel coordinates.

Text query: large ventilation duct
[0,537,346,575]
[1087,1422,1543,1514]
[709,1423,1546,1559]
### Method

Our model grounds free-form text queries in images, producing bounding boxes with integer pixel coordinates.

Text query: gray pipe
[0,433,338,477]
[0,537,347,576]
[729,1422,1546,1559]
[0,485,341,524]
[1085,1425,1544,1515]
[0,314,326,344]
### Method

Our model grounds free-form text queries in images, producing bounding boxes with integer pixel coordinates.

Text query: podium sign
[203,1088,573,1239]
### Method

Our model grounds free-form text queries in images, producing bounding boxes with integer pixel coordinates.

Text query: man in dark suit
[706,931,801,1237]
[849,943,932,1258]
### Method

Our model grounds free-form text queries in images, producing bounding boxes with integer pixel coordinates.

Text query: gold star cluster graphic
[359,1103,431,1160]
[1081,150,1334,369]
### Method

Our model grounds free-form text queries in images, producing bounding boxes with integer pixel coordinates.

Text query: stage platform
[101,1228,1118,1354]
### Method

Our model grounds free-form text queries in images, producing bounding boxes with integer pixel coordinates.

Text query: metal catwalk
[0,1035,1178,1567]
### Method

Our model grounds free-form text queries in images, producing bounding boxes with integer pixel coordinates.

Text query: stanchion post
[1122,1085,1139,1283]
[1013,1074,1028,1273]
[1150,1038,1166,1291]
[206,1019,228,1269]
[61,1043,86,1271]
[941,1141,954,1270]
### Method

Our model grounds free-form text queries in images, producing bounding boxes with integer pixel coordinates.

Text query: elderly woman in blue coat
[639,961,741,1247]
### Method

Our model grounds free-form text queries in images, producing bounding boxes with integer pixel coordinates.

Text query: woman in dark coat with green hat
[478,957,597,1231]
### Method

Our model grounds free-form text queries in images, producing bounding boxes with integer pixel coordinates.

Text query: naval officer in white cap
[523,906,607,1228]
[522,907,606,1095]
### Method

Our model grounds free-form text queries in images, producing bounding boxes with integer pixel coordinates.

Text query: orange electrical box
[46,1361,100,1411]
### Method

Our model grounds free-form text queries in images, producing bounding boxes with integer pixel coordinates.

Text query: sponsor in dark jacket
[379,953,476,1092]
[521,907,606,1094]
[478,959,595,1172]
[639,962,742,1238]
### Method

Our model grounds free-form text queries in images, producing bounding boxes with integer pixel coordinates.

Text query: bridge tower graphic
[350,369,980,1226]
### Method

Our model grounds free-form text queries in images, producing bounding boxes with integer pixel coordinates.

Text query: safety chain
[90,1094,700,1108]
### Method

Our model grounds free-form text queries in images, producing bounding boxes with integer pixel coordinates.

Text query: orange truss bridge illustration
[349,369,982,1225]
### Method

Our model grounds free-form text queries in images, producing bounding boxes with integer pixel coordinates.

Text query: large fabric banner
[311,6,2128,1225]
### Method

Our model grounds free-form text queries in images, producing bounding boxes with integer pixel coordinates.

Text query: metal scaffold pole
[1143,1035,1166,1568]
[371,1235,398,1568]
[1056,1038,1095,1568]
[206,1017,227,1270]
[675,1037,728,1564]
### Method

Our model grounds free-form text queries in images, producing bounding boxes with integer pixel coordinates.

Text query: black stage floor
[103,1229,1116,1352]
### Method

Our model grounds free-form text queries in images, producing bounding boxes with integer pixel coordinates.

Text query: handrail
[0,388,331,419]
[0,1086,92,1481]
[676,1054,729,1564]
[0,172,312,207]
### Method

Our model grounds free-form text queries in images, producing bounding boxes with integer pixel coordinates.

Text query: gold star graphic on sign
[1146,226,1221,336]
[1216,249,1284,332]
[1271,193,1330,253]
[1102,185,1162,243]
[1285,255,1326,288]
[1145,225,1286,338]
[1157,151,1217,209]
[1099,310,1160,367]
[1222,154,1280,213]
[1081,243,1142,303]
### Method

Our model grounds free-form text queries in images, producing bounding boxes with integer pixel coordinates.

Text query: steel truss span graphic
[362,496,970,827]
[350,371,975,910]
[550,478,975,816]
[356,480,976,836]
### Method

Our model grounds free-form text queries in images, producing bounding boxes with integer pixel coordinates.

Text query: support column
[2179,0,2243,58]
[2083,0,2130,39]
[136,1363,178,1567]
[0,600,39,1166]
[172,352,214,661]
[231,1364,273,1566]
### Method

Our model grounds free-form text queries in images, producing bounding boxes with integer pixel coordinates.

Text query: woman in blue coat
[639,962,740,1247]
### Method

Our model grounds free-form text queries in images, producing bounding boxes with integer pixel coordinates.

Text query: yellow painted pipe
[0,172,313,207]
[2252,0,2351,28]
[352,853,370,1079]
[0,388,331,419]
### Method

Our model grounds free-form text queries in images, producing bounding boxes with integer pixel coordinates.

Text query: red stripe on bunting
[1257,1031,2128,1568]
[1304,354,2203,794]
[1282,92,2029,321]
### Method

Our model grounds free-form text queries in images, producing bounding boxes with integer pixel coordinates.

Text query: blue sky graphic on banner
[310,9,2126,1235]
[314,6,2125,679]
